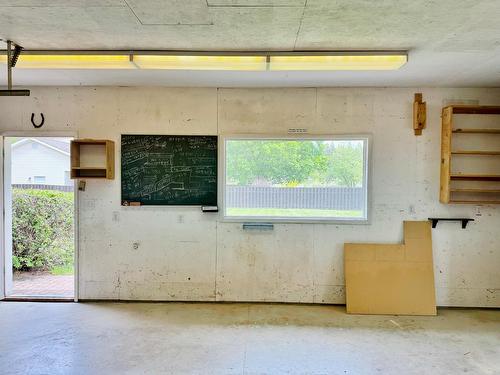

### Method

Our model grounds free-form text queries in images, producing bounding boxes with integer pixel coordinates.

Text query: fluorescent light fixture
[0,51,407,71]
[132,55,267,70]
[0,54,133,69]
[269,54,407,70]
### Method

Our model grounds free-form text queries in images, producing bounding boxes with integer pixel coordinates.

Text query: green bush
[12,189,74,271]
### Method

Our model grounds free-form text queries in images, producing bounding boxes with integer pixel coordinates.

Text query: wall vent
[288,128,308,134]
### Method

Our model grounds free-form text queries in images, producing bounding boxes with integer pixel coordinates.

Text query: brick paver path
[12,272,74,297]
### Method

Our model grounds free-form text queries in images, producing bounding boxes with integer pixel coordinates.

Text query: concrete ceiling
[0,0,500,87]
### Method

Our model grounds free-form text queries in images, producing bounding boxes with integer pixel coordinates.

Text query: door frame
[0,131,79,301]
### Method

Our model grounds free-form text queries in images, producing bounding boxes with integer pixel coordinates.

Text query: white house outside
[11,138,72,186]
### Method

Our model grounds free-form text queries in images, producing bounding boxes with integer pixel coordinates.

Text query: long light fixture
[0,54,132,69]
[269,54,407,70]
[132,55,267,70]
[0,51,407,71]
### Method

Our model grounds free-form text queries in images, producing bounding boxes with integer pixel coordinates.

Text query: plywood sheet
[344,221,436,316]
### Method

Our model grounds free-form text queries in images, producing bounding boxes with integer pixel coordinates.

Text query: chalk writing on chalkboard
[121,135,217,206]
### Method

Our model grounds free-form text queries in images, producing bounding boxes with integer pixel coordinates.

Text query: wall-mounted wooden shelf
[450,189,500,193]
[449,105,500,114]
[70,139,115,179]
[450,174,500,181]
[449,200,500,204]
[452,128,500,134]
[440,105,500,204]
[451,151,500,155]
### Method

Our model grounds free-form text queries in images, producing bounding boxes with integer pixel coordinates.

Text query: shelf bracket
[428,218,474,229]
[413,93,426,135]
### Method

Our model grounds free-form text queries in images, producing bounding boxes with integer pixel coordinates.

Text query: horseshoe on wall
[31,113,44,128]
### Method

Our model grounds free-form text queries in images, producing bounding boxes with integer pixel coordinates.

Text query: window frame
[219,134,372,224]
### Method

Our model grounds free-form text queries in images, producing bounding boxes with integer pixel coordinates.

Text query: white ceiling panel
[295,0,488,50]
[0,4,303,49]
[0,6,140,49]
[126,0,212,25]
[433,2,500,53]
[206,6,304,50]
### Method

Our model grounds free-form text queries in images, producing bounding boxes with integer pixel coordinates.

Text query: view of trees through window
[224,138,368,219]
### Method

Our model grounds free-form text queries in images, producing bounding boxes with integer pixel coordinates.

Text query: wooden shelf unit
[70,139,115,179]
[440,105,500,204]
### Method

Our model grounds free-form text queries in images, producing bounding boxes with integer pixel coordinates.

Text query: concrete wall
[0,87,499,306]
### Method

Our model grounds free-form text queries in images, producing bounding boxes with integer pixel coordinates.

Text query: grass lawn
[50,264,74,276]
[226,207,363,218]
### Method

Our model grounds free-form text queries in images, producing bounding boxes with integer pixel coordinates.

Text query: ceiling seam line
[293,0,307,50]
[123,0,145,26]
[206,5,304,8]
[123,0,213,26]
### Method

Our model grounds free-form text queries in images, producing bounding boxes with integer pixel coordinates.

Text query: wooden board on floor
[344,221,436,316]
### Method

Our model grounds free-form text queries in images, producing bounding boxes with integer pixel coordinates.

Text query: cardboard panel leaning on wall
[345,221,437,315]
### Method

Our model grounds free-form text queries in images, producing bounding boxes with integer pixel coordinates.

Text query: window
[222,136,370,222]
[33,176,46,184]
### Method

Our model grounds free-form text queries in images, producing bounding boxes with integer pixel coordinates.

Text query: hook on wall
[31,113,45,128]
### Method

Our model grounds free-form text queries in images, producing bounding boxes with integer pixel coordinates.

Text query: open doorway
[3,137,75,299]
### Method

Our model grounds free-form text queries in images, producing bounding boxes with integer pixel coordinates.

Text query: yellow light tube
[269,55,407,70]
[133,55,267,70]
[0,55,133,69]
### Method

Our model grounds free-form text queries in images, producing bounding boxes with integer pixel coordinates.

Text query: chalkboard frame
[121,134,218,206]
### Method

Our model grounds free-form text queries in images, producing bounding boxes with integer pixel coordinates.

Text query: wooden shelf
[451,189,500,193]
[447,105,500,115]
[452,128,500,134]
[450,174,500,181]
[72,169,108,178]
[451,150,500,155]
[450,187,500,206]
[70,139,115,179]
[449,200,500,204]
[72,166,108,170]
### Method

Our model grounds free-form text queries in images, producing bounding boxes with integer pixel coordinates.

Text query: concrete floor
[0,302,498,375]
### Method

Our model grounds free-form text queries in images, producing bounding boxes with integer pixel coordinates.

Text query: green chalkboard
[121,135,217,206]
